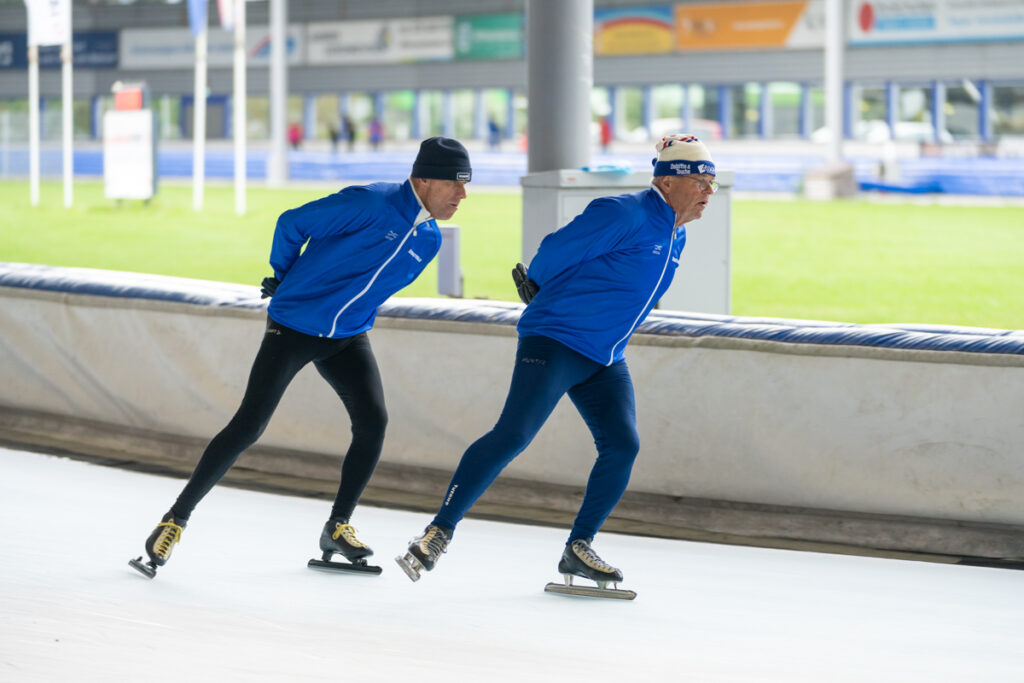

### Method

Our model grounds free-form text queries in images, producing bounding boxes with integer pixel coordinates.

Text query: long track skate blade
[544,582,636,600]
[128,557,157,579]
[394,553,423,582]
[307,558,382,575]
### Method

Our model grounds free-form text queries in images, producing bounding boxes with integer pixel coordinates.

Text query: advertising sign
[594,6,675,55]
[454,13,523,59]
[0,31,117,69]
[306,16,454,65]
[42,32,117,68]
[103,109,157,201]
[0,33,26,68]
[675,1,824,51]
[850,0,1024,45]
[120,26,303,69]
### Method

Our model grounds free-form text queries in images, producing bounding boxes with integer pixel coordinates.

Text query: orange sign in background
[675,1,811,51]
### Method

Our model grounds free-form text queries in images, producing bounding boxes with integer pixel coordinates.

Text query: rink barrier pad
[1,262,1023,566]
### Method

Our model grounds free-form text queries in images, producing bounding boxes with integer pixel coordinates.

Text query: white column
[824,0,844,161]
[267,0,288,186]
[525,0,593,172]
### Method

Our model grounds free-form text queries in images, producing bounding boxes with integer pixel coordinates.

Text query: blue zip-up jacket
[517,187,683,365]
[267,180,440,338]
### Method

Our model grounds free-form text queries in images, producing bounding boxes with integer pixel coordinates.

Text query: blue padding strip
[3,262,1023,356]
[0,262,266,310]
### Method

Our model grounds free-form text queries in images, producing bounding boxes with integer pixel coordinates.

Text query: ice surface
[1,445,1021,682]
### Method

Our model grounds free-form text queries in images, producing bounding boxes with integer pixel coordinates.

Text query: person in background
[397,134,719,591]
[488,118,501,151]
[599,116,613,153]
[130,137,473,579]
[343,114,356,152]
[369,118,384,151]
[288,121,303,150]
[328,122,340,154]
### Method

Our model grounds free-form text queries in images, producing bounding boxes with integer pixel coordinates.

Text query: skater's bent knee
[608,431,640,460]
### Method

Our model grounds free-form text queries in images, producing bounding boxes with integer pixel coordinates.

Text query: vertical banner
[217,0,235,31]
[187,0,208,37]
[25,0,71,47]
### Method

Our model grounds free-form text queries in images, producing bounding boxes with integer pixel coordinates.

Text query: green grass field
[3,180,1023,329]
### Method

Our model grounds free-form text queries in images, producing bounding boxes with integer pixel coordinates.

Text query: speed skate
[307,551,382,575]
[545,538,637,600]
[395,551,427,582]
[395,524,451,582]
[128,556,160,579]
[544,574,637,600]
[309,521,382,574]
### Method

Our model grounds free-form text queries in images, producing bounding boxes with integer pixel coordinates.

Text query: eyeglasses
[681,176,719,193]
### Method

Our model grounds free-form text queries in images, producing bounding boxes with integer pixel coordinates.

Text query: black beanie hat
[411,137,472,182]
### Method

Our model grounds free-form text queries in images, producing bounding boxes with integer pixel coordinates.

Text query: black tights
[172,317,388,522]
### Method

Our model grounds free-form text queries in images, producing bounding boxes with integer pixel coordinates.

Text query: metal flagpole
[193,31,207,212]
[24,0,71,207]
[28,44,39,207]
[190,0,208,212]
[266,0,287,187]
[824,0,844,164]
[233,0,246,215]
[61,4,73,209]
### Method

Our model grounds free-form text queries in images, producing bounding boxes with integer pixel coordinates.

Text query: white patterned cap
[652,134,715,177]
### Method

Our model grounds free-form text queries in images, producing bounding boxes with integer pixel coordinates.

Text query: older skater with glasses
[397,134,718,598]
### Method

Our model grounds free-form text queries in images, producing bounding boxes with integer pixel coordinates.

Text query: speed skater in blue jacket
[398,134,719,591]
[129,137,472,579]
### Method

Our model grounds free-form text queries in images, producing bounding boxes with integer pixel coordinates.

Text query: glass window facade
[993,84,1024,136]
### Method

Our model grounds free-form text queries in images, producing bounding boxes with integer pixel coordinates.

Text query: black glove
[511,263,539,305]
[260,276,280,299]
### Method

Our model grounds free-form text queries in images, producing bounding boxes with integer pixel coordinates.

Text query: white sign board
[103,109,156,200]
[306,16,454,64]
[849,0,1024,45]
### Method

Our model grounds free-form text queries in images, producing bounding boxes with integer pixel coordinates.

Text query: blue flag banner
[187,0,208,37]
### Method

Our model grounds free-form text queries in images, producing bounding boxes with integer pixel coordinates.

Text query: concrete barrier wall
[2,263,1022,560]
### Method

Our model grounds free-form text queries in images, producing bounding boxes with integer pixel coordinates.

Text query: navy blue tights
[432,335,639,543]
